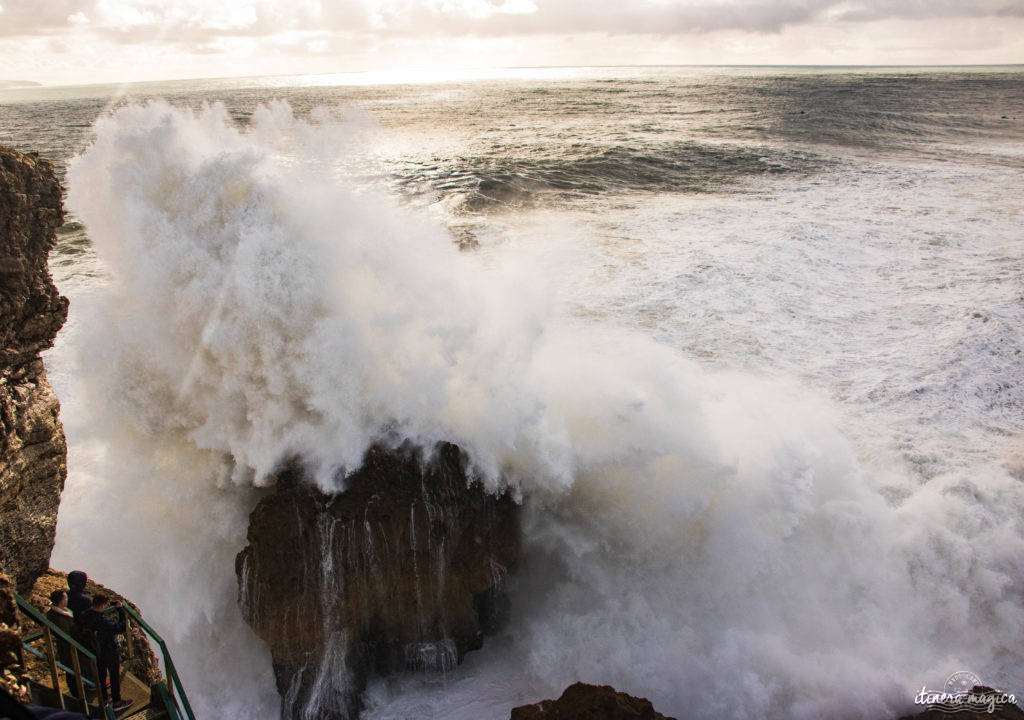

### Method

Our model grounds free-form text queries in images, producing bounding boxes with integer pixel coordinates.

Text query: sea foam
[53,100,1024,719]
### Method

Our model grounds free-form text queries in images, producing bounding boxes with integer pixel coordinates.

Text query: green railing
[14,591,193,720]
[13,591,111,718]
[118,602,195,720]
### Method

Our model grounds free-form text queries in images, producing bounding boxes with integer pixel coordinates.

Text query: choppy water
[2,66,1023,720]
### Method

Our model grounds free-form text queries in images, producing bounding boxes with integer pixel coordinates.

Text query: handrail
[14,592,97,659]
[14,591,98,716]
[15,591,196,720]
[156,681,182,720]
[20,642,97,686]
[119,602,196,720]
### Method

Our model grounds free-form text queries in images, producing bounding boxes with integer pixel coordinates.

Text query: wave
[393,143,814,212]
[52,98,1024,720]
[750,73,1024,154]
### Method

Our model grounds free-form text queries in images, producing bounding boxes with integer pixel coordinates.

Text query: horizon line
[3,62,1023,92]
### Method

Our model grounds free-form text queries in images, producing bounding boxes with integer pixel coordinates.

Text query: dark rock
[511,682,678,720]
[0,146,69,594]
[236,441,520,719]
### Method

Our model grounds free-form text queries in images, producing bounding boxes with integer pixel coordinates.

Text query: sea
[1,65,1023,720]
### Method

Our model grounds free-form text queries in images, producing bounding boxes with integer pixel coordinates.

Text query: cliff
[237,441,521,719]
[0,146,69,594]
[0,146,169,710]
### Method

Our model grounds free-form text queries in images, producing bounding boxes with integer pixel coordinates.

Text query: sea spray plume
[57,98,1024,720]
[65,99,560,491]
[65,100,715,495]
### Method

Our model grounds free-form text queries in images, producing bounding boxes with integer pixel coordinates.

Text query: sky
[1,0,1022,87]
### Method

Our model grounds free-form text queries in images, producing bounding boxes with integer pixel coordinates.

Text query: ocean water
[2,66,1023,719]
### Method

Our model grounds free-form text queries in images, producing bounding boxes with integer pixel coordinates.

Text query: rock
[0,146,69,594]
[0,573,29,703]
[511,682,678,720]
[237,441,520,719]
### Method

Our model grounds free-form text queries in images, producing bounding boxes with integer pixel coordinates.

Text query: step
[31,668,166,719]
[118,670,166,719]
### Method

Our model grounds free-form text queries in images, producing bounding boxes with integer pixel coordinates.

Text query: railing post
[124,614,136,663]
[162,645,175,704]
[70,648,89,716]
[42,627,65,710]
[90,656,101,709]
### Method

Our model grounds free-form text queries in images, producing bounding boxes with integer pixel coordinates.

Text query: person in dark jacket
[65,571,91,628]
[45,590,81,699]
[64,570,96,692]
[83,595,132,713]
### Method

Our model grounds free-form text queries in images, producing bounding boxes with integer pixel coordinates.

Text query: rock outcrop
[0,146,69,594]
[237,441,520,719]
[511,682,678,720]
[0,573,31,703]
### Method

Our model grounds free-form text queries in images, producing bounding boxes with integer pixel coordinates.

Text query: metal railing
[14,591,193,720]
[117,602,194,720]
[13,591,110,718]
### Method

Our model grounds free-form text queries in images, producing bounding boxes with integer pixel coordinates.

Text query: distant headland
[0,80,43,89]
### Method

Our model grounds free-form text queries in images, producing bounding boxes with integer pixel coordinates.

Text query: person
[63,572,95,693]
[64,572,90,629]
[83,595,132,714]
[44,590,80,699]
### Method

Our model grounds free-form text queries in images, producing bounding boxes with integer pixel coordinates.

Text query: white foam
[51,100,1024,720]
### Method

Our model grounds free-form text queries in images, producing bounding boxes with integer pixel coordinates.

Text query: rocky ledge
[0,146,69,594]
[511,682,678,720]
[237,441,520,719]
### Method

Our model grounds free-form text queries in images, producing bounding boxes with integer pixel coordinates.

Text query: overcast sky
[1,0,1022,86]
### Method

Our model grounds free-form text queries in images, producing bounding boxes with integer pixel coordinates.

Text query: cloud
[5,0,1023,43]
[0,0,98,36]
[361,0,1024,37]
[834,0,1024,22]
[1,0,1021,85]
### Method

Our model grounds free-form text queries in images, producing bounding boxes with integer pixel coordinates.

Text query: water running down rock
[237,441,520,719]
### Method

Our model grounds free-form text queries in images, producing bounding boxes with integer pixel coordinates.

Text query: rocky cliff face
[0,573,31,703]
[237,441,520,719]
[0,146,69,594]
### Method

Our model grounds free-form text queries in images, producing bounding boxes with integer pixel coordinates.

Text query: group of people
[43,571,133,715]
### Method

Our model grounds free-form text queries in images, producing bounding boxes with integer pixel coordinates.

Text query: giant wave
[51,98,1024,720]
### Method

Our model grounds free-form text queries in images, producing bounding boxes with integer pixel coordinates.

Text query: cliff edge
[0,146,69,594]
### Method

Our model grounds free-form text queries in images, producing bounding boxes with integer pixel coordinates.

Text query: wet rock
[511,682,678,720]
[0,146,69,594]
[237,441,520,719]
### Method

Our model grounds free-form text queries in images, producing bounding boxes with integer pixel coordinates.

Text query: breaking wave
[52,99,1024,720]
